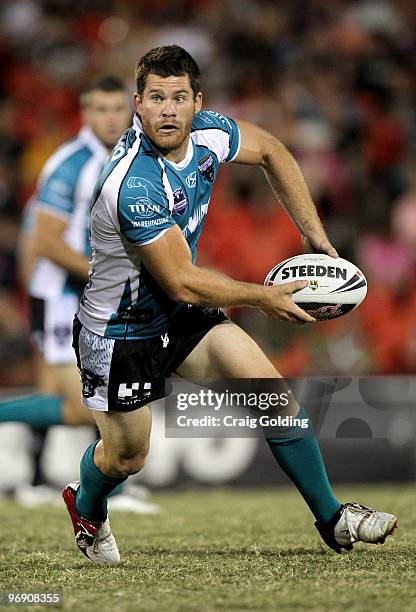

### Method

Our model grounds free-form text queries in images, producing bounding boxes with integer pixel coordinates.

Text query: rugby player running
[63,46,397,564]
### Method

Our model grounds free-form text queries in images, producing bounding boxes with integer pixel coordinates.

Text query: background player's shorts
[72,306,228,412]
[30,295,79,365]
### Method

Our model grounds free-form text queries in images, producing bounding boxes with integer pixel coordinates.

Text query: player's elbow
[158,272,185,302]
[35,234,58,258]
[261,136,286,168]
[161,265,199,303]
[164,275,204,304]
[164,280,193,304]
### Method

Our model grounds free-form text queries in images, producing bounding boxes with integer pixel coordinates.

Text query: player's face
[134,74,202,162]
[83,90,131,150]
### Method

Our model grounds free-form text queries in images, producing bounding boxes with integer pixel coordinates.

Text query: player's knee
[109,448,149,478]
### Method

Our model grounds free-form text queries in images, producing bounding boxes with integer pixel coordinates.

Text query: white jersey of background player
[1,79,130,458]
[0,77,159,511]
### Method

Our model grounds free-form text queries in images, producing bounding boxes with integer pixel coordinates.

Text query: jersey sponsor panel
[117,163,175,245]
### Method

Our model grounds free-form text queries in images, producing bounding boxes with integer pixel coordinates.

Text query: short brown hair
[80,76,127,108]
[135,45,201,98]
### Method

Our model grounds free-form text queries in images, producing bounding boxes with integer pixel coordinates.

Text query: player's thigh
[35,349,59,394]
[47,363,95,425]
[176,321,301,416]
[176,320,280,379]
[93,405,152,459]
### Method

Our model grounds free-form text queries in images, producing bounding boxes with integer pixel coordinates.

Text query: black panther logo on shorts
[80,367,106,398]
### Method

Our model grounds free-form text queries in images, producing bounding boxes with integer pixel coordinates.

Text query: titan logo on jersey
[198,154,214,182]
[127,176,148,189]
[173,187,188,216]
[128,201,161,217]
[126,179,167,220]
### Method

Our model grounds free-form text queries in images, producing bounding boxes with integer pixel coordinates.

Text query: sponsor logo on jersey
[281,265,347,281]
[132,217,166,228]
[128,201,161,217]
[198,154,214,182]
[173,187,188,216]
[126,182,161,217]
[185,171,197,189]
[111,143,125,161]
[127,176,154,189]
[110,133,128,161]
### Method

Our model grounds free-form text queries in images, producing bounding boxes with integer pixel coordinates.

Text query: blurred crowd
[1,0,416,384]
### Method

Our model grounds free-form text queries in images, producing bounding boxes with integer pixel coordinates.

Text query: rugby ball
[264,254,367,320]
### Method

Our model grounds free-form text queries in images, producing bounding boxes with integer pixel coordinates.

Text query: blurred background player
[0,76,159,514]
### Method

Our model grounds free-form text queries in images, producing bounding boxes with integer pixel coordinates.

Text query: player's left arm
[232,118,338,258]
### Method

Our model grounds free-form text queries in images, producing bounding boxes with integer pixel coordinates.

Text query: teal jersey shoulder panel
[191,110,240,162]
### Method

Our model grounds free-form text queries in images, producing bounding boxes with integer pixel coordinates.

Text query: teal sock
[266,406,341,524]
[0,394,63,427]
[107,483,125,497]
[75,441,127,522]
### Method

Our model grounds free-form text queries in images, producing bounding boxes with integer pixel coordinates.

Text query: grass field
[0,483,415,611]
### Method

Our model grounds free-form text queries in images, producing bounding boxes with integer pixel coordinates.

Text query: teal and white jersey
[29,127,109,300]
[78,110,240,339]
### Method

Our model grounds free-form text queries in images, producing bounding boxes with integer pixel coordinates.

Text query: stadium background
[0,0,415,490]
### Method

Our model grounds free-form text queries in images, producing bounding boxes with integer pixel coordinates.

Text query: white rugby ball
[264,254,367,320]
